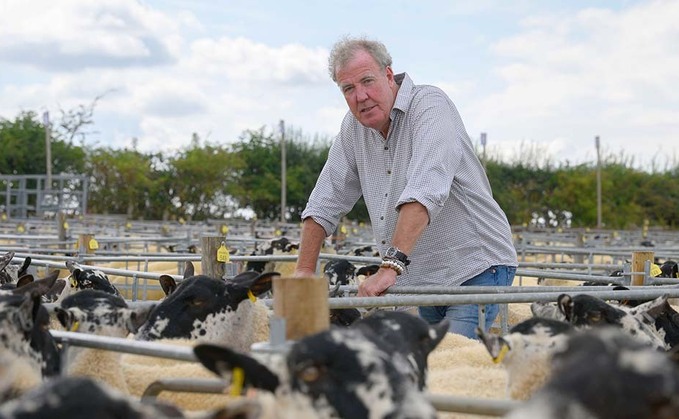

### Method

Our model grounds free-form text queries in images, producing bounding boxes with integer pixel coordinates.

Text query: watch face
[385,247,397,258]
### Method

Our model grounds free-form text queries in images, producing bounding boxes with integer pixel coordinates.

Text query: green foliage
[3,107,679,228]
[227,128,330,221]
[0,111,86,176]
[166,135,241,220]
[86,148,157,217]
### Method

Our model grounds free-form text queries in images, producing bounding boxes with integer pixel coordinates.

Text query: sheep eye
[190,299,205,307]
[589,311,602,322]
[298,365,321,383]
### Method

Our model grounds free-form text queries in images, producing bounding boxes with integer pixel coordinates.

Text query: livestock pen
[2,215,679,418]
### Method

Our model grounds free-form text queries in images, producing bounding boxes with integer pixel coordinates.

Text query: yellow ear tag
[126,222,132,229]
[221,225,229,235]
[275,229,282,236]
[179,217,185,225]
[217,243,230,263]
[0,213,6,220]
[63,222,69,230]
[493,344,510,364]
[17,224,25,233]
[70,275,77,288]
[650,264,662,277]
[230,367,245,396]
[247,290,257,303]
[70,321,80,332]
[88,238,99,250]
[340,225,347,234]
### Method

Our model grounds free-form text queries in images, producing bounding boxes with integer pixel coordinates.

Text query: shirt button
[381,240,386,244]
[387,170,391,174]
[380,216,384,220]
[384,146,389,150]
[384,193,388,197]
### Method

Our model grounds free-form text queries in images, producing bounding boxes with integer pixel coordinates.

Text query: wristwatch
[384,246,411,266]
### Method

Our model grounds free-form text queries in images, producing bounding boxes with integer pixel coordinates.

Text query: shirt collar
[392,72,413,114]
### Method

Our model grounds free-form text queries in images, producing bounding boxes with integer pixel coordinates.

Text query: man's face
[336,50,396,135]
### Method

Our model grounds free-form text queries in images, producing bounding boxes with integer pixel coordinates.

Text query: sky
[1,0,678,171]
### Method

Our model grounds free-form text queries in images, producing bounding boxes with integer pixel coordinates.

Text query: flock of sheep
[1,240,679,419]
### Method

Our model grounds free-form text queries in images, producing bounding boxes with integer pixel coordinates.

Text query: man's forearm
[390,202,429,255]
[295,217,327,274]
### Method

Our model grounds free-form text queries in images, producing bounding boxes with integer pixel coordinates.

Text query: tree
[166,135,241,220]
[0,111,86,176]
[86,147,157,218]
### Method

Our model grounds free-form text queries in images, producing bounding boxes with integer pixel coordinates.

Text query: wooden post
[574,231,585,264]
[78,234,96,255]
[631,251,654,286]
[57,211,67,250]
[273,276,329,340]
[201,236,225,279]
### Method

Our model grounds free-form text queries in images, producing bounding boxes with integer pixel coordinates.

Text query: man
[294,35,517,338]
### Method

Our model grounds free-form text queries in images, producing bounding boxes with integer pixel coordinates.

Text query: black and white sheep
[193,310,447,419]
[477,317,574,400]
[504,327,679,419]
[136,267,277,352]
[54,289,154,393]
[64,260,122,297]
[0,376,186,419]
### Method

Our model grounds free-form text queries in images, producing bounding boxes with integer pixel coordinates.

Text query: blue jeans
[418,265,516,339]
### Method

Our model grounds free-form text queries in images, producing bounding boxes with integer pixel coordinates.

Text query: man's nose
[355,85,369,101]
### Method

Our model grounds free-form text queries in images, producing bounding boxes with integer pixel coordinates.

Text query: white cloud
[465,0,679,168]
[0,0,181,69]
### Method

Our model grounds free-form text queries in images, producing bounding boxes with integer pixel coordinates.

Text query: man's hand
[357,268,397,297]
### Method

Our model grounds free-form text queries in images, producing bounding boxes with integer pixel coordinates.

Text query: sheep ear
[159,275,177,296]
[126,305,155,334]
[183,262,195,279]
[427,320,450,352]
[46,279,67,302]
[557,294,574,321]
[641,295,670,321]
[55,307,75,330]
[18,294,39,332]
[250,272,278,296]
[16,274,34,288]
[18,256,31,277]
[12,271,58,297]
[194,344,280,393]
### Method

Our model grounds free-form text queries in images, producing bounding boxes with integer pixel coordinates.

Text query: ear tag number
[217,243,230,263]
[88,238,99,250]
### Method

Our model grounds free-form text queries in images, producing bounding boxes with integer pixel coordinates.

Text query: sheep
[0,271,66,304]
[245,237,297,274]
[323,259,356,286]
[0,292,57,402]
[0,376,187,419]
[64,260,122,297]
[54,289,154,394]
[0,252,31,286]
[136,267,278,353]
[477,317,574,400]
[504,327,679,419]
[557,293,667,350]
[48,284,234,411]
[193,310,445,419]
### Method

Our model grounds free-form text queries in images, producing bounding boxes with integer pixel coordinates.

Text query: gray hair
[327,35,393,83]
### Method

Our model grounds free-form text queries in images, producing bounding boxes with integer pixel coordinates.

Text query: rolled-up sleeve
[301,120,363,237]
[397,90,461,222]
